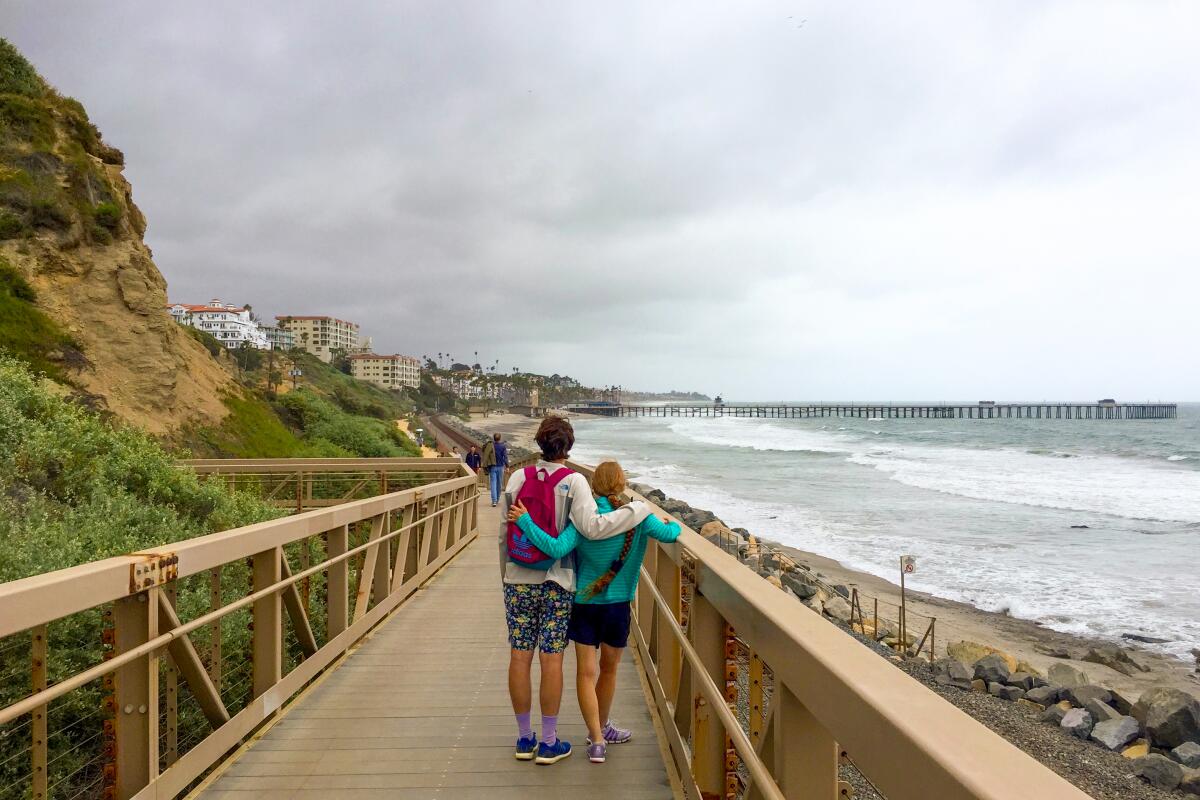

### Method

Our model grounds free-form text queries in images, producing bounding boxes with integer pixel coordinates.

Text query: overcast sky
[4,2,1198,399]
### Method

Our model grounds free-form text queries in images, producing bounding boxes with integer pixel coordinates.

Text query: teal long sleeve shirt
[516,496,681,604]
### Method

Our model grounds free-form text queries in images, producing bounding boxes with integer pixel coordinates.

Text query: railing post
[774,684,838,799]
[252,548,282,697]
[30,625,47,800]
[112,588,160,799]
[326,525,349,638]
[656,552,682,704]
[163,583,179,766]
[689,591,727,797]
[208,567,222,688]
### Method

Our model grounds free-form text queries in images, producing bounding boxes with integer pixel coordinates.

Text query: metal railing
[0,461,479,800]
[553,459,1092,800]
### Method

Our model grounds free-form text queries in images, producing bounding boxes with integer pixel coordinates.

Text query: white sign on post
[901,555,916,574]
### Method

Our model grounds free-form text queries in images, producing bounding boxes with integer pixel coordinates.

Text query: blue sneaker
[534,738,572,765]
[515,733,538,761]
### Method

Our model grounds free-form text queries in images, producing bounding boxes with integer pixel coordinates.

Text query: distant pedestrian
[482,433,509,506]
[452,446,463,461]
[465,445,482,473]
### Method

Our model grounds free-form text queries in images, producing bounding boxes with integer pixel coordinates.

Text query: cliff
[0,39,234,434]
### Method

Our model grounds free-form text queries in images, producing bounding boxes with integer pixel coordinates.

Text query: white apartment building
[349,354,421,390]
[167,299,270,349]
[275,315,360,362]
[260,325,295,351]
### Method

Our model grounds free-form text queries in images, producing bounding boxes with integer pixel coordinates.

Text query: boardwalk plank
[196,497,676,800]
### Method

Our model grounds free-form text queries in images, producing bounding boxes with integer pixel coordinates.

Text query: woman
[509,460,681,763]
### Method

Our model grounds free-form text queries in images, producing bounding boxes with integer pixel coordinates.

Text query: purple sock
[541,715,558,745]
[516,712,533,739]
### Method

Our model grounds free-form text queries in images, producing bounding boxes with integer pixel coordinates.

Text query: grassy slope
[0,257,80,381]
[178,351,421,458]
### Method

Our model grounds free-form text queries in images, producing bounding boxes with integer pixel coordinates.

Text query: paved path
[196,498,677,799]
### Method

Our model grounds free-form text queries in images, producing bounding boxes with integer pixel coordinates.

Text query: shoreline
[467,410,1198,697]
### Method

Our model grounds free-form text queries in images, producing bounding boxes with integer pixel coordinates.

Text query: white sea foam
[848,445,1200,523]
[666,417,854,454]
[1167,454,1189,461]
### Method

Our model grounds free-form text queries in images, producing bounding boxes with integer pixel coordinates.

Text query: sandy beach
[467,409,1198,699]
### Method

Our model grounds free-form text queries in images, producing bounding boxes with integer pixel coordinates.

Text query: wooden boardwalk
[194,499,678,800]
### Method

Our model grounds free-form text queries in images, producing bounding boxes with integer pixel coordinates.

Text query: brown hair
[581,461,634,600]
[535,415,574,461]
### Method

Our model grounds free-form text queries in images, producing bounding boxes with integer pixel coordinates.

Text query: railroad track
[421,415,483,453]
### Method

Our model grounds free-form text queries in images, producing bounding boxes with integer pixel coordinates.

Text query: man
[499,416,652,765]
[465,444,482,473]
[482,432,508,506]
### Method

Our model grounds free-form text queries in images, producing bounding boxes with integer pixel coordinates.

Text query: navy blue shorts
[568,601,631,648]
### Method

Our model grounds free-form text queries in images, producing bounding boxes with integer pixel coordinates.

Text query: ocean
[569,403,1200,661]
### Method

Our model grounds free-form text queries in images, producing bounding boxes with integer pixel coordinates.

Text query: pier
[0,457,1093,800]
[565,402,1178,420]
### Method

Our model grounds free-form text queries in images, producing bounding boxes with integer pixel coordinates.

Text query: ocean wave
[1167,454,1189,461]
[847,446,1200,523]
[666,417,854,455]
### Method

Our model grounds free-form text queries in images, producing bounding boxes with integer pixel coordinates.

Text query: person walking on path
[482,433,509,506]
[499,416,652,766]
[508,459,681,763]
[465,444,482,473]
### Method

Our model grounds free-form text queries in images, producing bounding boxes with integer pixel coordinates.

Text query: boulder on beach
[989,682,1025,701]
[1134,687,1200,749]
[1042,702,1071,725]
[1065,685,1111,708]
[1060,708,1094,739]
[973,654,1011,685]
[823,595,853,624]
[947,641,1017,673]
[1026,686,1062,706]
[1007,672,1037,691]
[1123,739,1150,759]
[1091,716,1141,751]
[1173,741,1200,769]
[1015,660,1044,679]
[1047,663,1089,689]
[1082,645,1148,676]
[1085,698,1121,723]
[1133,754,1184,791]
[1181,769,1200,797]
[781,572,818,600]
[699,521,743,550]
[934,659,974,690]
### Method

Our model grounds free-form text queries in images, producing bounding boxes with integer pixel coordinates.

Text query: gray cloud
[4,1,1198,398]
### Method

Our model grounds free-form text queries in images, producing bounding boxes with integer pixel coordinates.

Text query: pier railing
[566,402,1178,420]
[0,461,479,800]
[543,458,1091,800]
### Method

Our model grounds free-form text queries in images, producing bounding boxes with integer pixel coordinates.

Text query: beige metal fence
[0,461,479,800]
[554,459,1091,800]
[182,457,465,512]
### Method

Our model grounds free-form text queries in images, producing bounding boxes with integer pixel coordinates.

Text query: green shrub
[92,200,120,230]
[28,197,72,229]
[0,355,282,794]
[0,38,46,98]
[275,389,419,457]
[0,94,56,149]
[0,210,26,238]
[184,324,224,358]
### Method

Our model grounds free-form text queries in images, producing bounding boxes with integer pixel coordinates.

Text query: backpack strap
[523,465,538,482]
[543,467,573,486]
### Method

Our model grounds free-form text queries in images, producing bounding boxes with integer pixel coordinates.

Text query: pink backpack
[507,465,573,570]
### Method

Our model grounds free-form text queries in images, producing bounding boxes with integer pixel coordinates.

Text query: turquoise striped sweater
[515,496,681,604]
